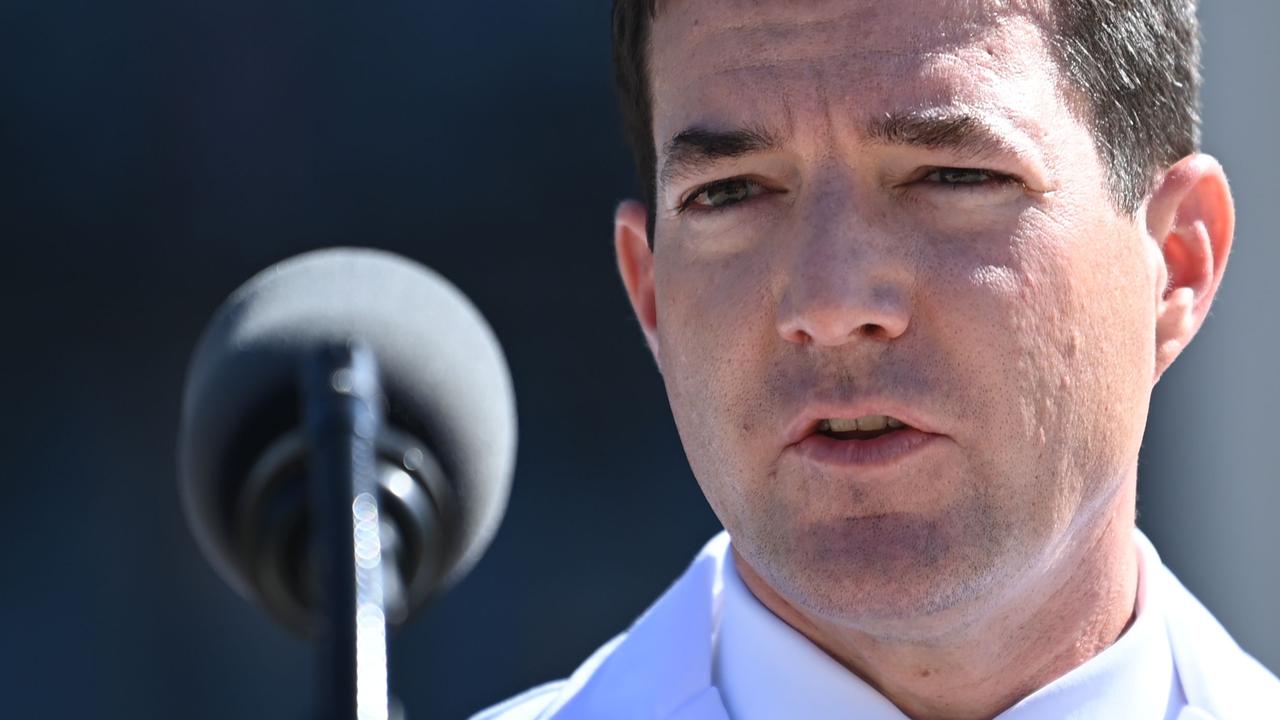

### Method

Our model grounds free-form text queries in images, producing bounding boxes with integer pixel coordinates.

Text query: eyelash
[677,167,1019,215]
[919,167,1019,189]
[676,177,770,214]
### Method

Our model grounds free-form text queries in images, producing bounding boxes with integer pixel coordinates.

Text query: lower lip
[791,428,941,467]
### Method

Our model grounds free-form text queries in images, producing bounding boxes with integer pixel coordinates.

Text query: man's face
[641,0,1167,631]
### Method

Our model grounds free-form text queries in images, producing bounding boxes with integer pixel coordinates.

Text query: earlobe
[614,200,662,366]
[1145,154,1235,381]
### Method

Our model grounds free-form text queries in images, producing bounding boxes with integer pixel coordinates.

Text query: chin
[752,513,1011,629]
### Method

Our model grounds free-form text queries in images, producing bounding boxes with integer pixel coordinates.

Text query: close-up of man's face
[9,0,1278,716]
[616,0,1229,638]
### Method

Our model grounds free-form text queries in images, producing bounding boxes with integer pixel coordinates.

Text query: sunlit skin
[613,1,1234,718]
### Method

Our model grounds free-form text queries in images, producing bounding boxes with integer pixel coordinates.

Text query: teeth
[856,415,888,431]
[822,415,904,433]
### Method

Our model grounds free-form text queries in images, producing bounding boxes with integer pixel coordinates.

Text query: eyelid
[929,166,1011,181]
[910,166,1025,191]
[676,176,773,213]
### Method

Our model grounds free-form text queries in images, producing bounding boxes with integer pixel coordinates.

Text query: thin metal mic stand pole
[304,342,399,720]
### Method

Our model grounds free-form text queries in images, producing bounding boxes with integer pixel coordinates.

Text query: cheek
[1052,223,1156,478]
[920,221,1073,443]
[943,215,1151,515]
[990,246,1078,442]
[898,220,1092,542]
[652,249,777,481]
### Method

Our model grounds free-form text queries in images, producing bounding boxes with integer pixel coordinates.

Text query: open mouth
[795,412,936,466]
[815,415,911,441]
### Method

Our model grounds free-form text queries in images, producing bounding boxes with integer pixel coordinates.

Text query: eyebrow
[864,109,1015,159]
[659,126,782,189]
[658,109,1024,191]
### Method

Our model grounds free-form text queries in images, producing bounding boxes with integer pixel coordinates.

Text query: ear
[615,200,662,366]
[1144,153,1234,383]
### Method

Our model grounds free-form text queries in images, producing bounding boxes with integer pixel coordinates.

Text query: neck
[732,490,1140,720]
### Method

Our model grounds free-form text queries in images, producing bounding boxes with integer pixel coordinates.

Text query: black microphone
[177,247,517,636]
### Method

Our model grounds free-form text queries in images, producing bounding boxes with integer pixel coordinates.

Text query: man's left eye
[924,167,1014,187]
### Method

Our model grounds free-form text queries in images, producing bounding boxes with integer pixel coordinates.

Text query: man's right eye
[680,178,767,212]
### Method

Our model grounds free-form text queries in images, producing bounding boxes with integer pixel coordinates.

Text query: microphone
[177,247,517,637]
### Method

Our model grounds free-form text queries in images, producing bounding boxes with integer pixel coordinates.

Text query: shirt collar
[712,529,1183,720]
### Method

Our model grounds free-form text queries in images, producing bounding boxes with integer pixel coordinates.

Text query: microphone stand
[303,342,403,720]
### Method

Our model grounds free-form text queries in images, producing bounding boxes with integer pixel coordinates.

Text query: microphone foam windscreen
[179,247,516,608]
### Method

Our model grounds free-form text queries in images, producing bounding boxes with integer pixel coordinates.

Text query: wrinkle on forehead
[649,0,1063,153]
[653,0,1052,79]
[655,0,1048,20]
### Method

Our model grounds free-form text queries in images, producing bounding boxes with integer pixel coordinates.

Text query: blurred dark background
[1,2,1275,718]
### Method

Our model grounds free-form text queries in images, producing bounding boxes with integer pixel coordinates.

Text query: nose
[777,282,910,345]
[775,208,912,347]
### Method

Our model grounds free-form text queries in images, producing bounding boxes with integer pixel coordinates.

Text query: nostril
[775,283,912,345]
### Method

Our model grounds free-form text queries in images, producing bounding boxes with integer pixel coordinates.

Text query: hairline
[622,0,1200,243]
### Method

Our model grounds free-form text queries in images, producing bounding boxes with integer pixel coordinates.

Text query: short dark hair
[611,0,1202,242]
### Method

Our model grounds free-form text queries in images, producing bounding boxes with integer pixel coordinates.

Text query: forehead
[648,0,1063,147]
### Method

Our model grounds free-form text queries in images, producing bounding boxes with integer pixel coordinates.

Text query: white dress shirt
[473,527,1279,720]
[713,531,1186,719]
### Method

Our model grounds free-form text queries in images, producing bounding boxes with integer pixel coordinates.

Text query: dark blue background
[2,2,1276,718]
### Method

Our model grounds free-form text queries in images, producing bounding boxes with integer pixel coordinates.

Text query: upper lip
[783,398,945,446]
